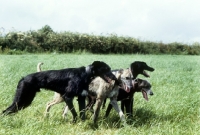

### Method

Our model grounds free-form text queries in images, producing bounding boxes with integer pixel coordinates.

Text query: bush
[0,25,199,55]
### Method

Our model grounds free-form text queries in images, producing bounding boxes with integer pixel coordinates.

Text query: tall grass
[0,54,199,135]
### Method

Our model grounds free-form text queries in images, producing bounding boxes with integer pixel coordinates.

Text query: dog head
[89,61,118,83]
[130,61,155,78]
[119,78,132,93]
[113,69,125,87]
[133,78,153,101]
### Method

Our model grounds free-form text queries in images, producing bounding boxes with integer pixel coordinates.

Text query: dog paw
[71,117,78,123]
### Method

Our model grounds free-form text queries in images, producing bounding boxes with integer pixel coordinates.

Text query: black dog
[2,61,118,122]
[114,61,154,116]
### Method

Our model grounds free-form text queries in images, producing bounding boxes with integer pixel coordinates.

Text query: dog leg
[62,105,69,119]
[102,98,107,109]
[63,96,77,123]
[110,97,126,124]
[123,99,132,117]
[77,95,86,121]
[104,103,113,118]
[121,99,133,119]
[45,101,55,117]
[121,101,125,113]
[86,96,93,109]
[45,93,64,117]
[85,96,96,113]
[93,97,103,124]
[45,99,63,117]
[130,98,134,117]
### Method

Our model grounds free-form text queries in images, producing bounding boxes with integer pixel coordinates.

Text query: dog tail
[2,78,38,115]
[37,62,43,72]
[2,62,44,115]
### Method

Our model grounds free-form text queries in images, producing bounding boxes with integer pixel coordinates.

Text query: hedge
[0,25,200,55]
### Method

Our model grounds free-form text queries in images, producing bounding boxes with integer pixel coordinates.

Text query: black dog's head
[133,78,153,101]
[90,61,118,83]
[119,78,153,101]
[130,61,155,78]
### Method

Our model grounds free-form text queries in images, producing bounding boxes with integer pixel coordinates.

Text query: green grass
[0,54,199,135]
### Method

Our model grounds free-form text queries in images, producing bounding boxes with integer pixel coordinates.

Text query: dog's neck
[128,67,136,79]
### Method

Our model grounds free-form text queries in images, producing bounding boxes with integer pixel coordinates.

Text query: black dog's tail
[2,62,44,114]
[2,78,38,114]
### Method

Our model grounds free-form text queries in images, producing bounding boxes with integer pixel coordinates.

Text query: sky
[1,0,200,44]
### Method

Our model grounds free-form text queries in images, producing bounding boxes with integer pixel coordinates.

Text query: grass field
[0,54,199,135]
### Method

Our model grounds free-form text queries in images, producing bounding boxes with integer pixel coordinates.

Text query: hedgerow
[0,25,199,55]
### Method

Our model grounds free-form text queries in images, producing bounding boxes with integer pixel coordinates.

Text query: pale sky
[1,0,200,44]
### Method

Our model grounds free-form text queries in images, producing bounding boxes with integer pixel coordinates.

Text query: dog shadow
[92,108,176,129]
[85,108,152,129]
[127,108,157,127]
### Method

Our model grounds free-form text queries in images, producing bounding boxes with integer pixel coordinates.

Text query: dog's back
[89,69,123,97]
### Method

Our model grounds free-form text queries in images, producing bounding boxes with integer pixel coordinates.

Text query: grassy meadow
[0,54,199,135]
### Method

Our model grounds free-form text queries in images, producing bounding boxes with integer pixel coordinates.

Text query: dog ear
[133,79,138,87]
[136,78,142,83]
[133,78,142,87]
[114,69,123,81]
[118,69,124,74]
[116,71,122,80]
